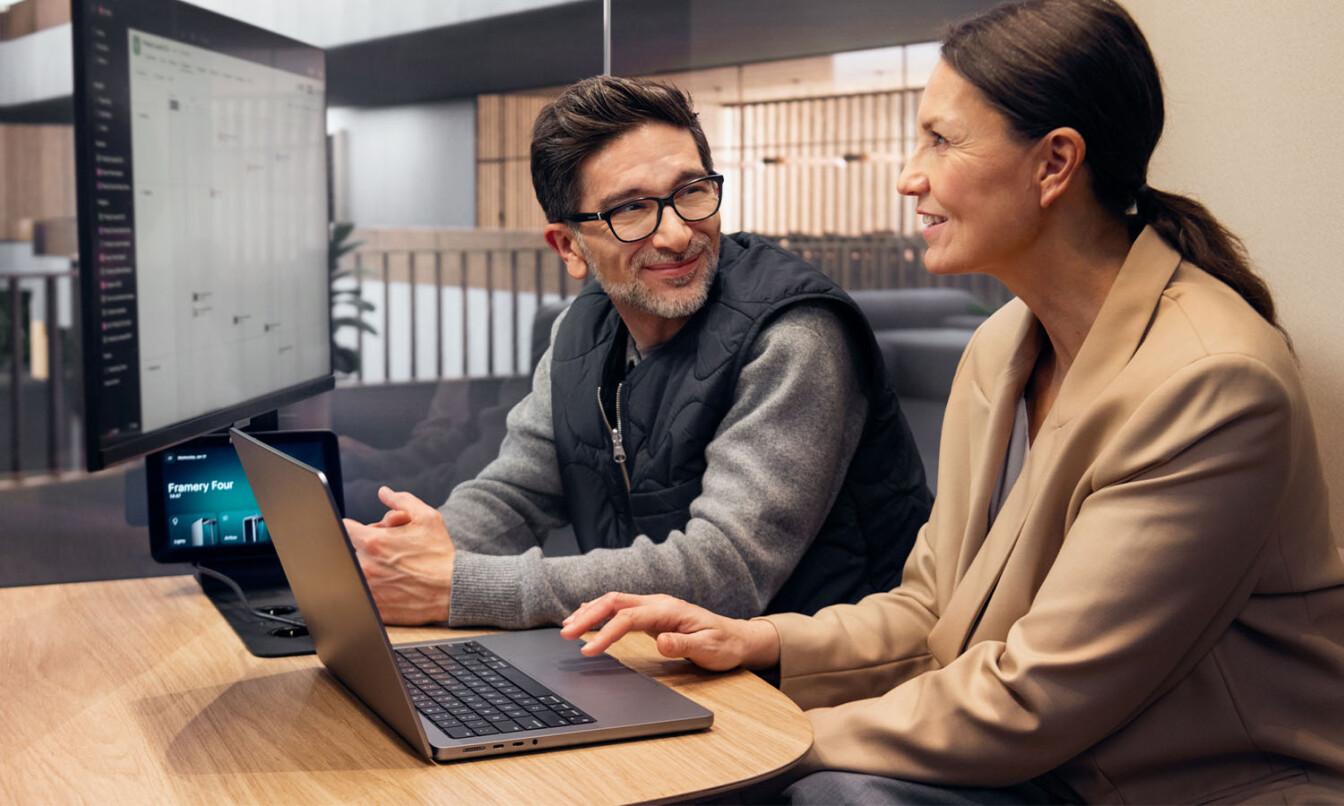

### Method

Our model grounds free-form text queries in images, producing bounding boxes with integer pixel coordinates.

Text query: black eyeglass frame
[561,173,725,243]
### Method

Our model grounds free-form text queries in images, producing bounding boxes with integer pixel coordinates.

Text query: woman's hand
[559,592,781,672]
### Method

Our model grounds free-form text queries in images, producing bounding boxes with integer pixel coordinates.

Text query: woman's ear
[544,224,591,281]
[1037,127,1086,209]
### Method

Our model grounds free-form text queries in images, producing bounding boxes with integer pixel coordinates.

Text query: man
[344,75,930,629]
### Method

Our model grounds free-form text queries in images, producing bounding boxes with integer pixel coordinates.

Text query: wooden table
[0,576,811,804]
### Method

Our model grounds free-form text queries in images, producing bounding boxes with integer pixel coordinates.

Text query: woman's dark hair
[943,0,1280,330]
[531,75,713,224]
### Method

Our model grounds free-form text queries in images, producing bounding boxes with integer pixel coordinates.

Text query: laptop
[230,428,713,761]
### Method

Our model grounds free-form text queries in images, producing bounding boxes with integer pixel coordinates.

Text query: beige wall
[1122,0,1344,538]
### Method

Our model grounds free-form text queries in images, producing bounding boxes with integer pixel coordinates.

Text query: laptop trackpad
[474,628,711,728]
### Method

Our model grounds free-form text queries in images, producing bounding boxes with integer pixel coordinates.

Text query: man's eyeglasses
[562,173,724,243]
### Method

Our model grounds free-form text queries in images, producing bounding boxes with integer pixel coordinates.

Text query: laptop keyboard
[395,642,595,741]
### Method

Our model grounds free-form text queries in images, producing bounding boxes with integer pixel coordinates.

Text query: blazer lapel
[928,310,1041,661]
[927,227,1182,660]
[955,313,1042,582]
[1047,226,1182,428]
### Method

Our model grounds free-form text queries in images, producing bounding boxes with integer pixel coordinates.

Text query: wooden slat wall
[0,125,76,241]
[0,127,7,237]
[477,92,558,231]
[0,0,71,41]
[720,88,913,238]
[475,68,924,240]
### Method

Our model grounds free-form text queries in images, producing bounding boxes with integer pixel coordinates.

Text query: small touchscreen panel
[146,430,341,563]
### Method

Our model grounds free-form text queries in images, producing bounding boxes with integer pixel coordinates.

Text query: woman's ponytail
[1136,186,1282,333]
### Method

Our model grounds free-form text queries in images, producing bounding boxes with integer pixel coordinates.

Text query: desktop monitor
[72,0,332,471]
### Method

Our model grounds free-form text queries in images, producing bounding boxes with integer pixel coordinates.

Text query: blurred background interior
[3,0,1342,588]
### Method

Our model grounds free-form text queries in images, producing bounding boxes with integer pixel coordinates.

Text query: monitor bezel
[71,0,334,472]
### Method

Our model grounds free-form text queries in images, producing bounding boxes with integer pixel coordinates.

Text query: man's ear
[1036,127,1086,209]
[544,223,591,281]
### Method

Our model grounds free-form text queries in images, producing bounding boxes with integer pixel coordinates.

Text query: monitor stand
[194,556,315,657]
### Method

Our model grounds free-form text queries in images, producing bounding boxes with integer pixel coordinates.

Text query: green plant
[329,222,378,375]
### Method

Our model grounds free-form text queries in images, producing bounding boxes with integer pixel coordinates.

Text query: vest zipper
[596,383,632,494]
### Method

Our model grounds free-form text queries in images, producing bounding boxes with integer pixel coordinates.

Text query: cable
[193,563,307,629]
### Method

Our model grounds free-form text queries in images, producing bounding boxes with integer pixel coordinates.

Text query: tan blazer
[765,227,1344,803]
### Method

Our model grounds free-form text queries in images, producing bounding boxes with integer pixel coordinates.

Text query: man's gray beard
[580,234,720,320]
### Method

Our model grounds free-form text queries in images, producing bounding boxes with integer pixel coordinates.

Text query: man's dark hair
[530,75,713,224]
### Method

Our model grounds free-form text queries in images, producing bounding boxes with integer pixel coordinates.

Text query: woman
[561,0,1344,803]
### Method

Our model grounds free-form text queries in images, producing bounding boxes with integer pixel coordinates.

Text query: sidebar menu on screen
[78,0,143,441]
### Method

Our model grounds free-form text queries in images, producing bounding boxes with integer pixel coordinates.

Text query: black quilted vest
[550,232,931,615]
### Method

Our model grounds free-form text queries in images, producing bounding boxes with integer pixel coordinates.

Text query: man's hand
[343,486,455,625]
[559,592,781,671]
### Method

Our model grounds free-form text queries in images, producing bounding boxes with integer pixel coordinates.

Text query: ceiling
[327,0,997,107]
[0,0,997,122]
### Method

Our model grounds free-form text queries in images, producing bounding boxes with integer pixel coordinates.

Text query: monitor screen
[73,0,332,471]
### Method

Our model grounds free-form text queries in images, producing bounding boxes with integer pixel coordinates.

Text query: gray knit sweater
[442,302,867,628]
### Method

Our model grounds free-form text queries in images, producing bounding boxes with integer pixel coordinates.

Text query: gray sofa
[849,288,990,490]
[335,288,991,515]
[0,287,990,588]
